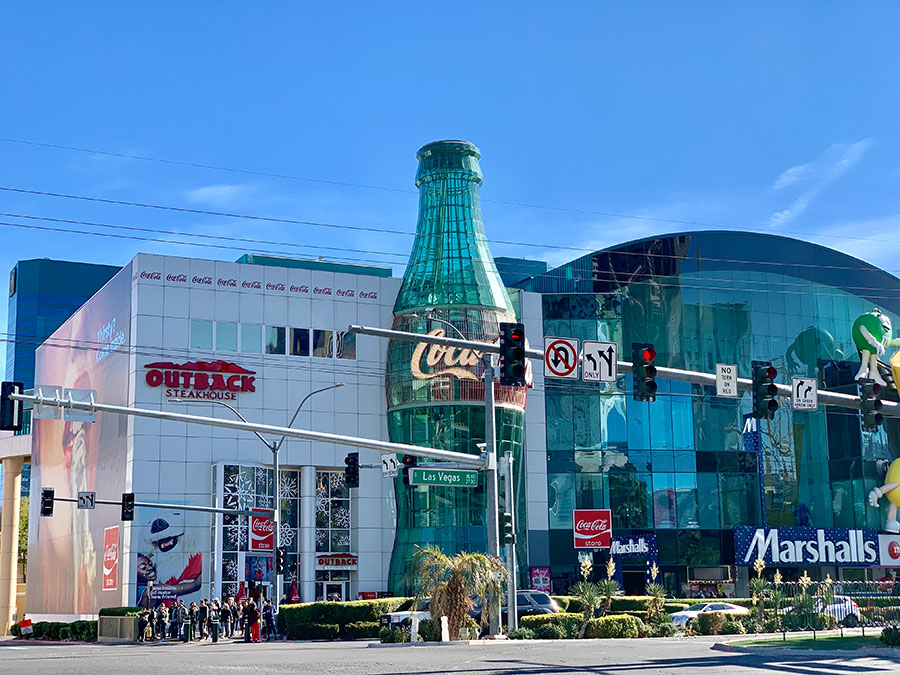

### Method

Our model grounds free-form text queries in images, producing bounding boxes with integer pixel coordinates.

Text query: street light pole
[173,383,345,613]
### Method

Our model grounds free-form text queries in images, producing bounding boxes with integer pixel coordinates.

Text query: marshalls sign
[734,526,878,566]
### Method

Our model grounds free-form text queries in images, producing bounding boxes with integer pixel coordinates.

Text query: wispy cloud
[768,139,872,228]
[185,184,255,207]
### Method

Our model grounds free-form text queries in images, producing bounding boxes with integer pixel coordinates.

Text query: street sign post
[582,341,617,382]
[381,453,401,478]
[716,363,739,398]
[791,377,818,411]
[409,467,478,488]
[544,337,579,379]
[77,491,96,510]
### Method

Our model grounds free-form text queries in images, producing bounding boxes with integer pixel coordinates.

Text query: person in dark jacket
[137,610,149,642]
[263,601,277,641]
[248,601,261,643]
[188,602,199,640]
[198,600,209,640]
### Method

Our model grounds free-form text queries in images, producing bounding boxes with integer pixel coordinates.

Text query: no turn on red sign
[544,337,579,379]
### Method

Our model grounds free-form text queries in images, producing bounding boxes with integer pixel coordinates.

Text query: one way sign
[582,341,618,382]
[791,377,818,411]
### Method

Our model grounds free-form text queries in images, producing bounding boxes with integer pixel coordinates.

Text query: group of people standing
[137,597,278,643]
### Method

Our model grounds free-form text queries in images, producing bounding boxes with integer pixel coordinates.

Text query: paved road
[0,636,897,674]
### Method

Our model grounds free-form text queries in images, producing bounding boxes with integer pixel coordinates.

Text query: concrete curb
[711,641,900,661]
[367,638,512,648]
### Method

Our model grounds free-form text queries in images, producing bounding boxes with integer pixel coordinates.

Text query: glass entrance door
[316,581,347,602]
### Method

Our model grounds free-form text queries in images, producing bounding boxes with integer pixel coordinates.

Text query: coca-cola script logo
[266,282,285,291]
[411,328,480,382]
[192,276,213,285]
[359,291,378,300]
[336,288,355,297]
[250,510,275,552]
[217,277,237,287]
[166,274,188,283]
[313,286,332,295]
[144,360,256,401]
[289,284,309,294]
[140,271,162,280]
[573,509,612,549]
[242,280,262,289]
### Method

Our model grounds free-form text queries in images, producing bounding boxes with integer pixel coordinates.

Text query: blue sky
[2,3,900,338]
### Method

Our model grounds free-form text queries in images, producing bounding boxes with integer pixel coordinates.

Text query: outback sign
[734,526,878,566]
[144,360,257,400]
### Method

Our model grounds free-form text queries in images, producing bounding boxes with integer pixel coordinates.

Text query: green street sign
[410,467,478,488]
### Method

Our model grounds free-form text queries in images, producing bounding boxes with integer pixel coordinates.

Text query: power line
[0,136,894,253]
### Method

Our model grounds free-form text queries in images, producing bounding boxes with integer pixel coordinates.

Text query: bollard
[441,616,450,642]
[410,617,419,643]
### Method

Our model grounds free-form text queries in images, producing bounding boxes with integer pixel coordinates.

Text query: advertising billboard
[734,526,879,566]
[28,263,132,615]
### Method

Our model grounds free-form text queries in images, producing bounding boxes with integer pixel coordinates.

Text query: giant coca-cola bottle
[386,140,527,593]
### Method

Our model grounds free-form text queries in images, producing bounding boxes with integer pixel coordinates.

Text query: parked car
[817,595,861,626]
[380,599,431,628]
[470,590,560,622]
[670,601,750,627]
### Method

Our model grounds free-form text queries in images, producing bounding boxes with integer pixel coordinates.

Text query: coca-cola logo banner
[573,509,612,549]
[250,509,275,552]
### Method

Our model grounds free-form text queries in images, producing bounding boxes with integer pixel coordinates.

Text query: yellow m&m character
[869,458,900,533]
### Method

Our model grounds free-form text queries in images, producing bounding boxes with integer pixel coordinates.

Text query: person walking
[137,610,149,642]
[248,601,261,643]
[207,600,221,643]
[198,600,209,640]
[188,602,199,640]
[222,598,232,638]
[242,601,252,643]
[263,601,277,642]
[157,604,169,641]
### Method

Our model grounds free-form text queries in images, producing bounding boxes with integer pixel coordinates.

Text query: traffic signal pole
[346,325,900,416]
[482,353,502,637]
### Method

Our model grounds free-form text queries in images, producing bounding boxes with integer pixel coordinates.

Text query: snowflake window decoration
[226,525,248,549]
[336,533,351,548]
[328,472,346,493]
[315,529,328,547]
[223,583,238,599]
[279,474,298,499]
[224,471,254,511]
[224,558,239,580]
[279,523,296,549]
[332,506,351,529]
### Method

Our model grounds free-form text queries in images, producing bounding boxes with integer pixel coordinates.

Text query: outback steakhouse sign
[145,360,256,400]
[316,553,358,570]
[573,509,612,549]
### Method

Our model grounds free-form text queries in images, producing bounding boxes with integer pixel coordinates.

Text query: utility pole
[483,353,501,637]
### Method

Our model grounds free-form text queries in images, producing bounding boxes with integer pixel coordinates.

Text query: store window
[316,471,350,552]
[190,319,213,350]
[216,322,238,352]
[241,324,262,353]
[313,329,333,358]
[335,330,356,359]
[265,326,286,355]
[290,328,310,356]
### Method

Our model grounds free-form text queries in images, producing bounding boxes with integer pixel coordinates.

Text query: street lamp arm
[172,398,271,448]
[274,383,345,453]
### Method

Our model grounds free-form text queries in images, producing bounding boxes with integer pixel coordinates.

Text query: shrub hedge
[694,612,727,635]
[520,612,583,630]
[584,614,646,639]
[98,607,141,617]
[279,598,413,640]
[16,620,97,642]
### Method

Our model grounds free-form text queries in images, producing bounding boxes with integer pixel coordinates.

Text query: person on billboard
[135,552,202,608]
[136,516,202,606]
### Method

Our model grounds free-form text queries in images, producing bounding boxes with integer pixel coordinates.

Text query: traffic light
[121,492,135,521]
[275,548,285,575]
[499,323,527,387]
[632,343,658,402]
[500,512,514,544]
[752,361,779,419]
[859,378,884,432]
[344,452,360,488]
[401,455,418,486]
[40,488,54,517]
[0,381,23,432]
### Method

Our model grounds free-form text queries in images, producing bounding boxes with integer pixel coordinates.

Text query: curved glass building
[516,231,900,594]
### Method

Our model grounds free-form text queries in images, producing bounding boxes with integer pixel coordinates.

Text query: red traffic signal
[765,366,777,379]
[641,347,656,362]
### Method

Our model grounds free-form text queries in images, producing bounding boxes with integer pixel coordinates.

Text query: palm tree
[406,545,508,641]
[595,578,622,616]
[570,581,604,638]
[644,583,667,622]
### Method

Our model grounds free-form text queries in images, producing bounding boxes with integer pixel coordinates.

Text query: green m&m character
[852,309,900,386]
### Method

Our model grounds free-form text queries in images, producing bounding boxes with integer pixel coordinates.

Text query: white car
[670,601,750,627]
[380,599,431,628]
[817,595,861,626]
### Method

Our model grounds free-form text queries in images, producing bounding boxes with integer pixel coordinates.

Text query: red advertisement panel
[250,510,275,552]
[102,526,119,591]
[573,509,612,549]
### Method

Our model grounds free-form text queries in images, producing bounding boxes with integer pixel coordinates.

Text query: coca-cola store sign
[144,360,257,401]
[250,510,275,552]
[573,509,612,549]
